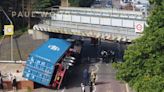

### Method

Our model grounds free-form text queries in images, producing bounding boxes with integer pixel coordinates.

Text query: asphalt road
[30,37,127,92]
[59,38,127,92]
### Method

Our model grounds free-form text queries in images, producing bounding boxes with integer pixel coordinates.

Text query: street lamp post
[0,7,13,25]
[132,0,135,11]
[0,7,14,61]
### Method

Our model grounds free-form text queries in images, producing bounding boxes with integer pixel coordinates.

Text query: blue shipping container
[23,38,71,86]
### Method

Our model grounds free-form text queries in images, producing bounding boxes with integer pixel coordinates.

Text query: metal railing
[51,7,147,20]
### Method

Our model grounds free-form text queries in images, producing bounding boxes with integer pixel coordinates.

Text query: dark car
[106,0,113,8]
[94,0,101,4]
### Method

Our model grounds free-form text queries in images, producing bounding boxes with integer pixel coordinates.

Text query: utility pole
[28,0,31,29]
[132,0,135,11]
[0,7,13,25]
[22,0,25,27]
[67,0,69,7]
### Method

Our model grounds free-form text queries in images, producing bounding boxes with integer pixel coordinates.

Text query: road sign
[135,22,144,33]
[4,25,14,35]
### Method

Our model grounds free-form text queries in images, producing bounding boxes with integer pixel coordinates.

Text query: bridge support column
[30,30,49,40]
[61,0,70,7]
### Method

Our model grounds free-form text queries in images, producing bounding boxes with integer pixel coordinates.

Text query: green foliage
[68,0,94,7]
[33,0,52,10]
[52,0,61,6]
[68,0,80,7]
[15,27,27,35]
[32,0,60,10]
[149,0,164,5]
[132,76,164,92]
[114,0,164,92]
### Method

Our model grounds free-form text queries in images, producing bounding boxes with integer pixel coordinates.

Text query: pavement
[0,63,25,81]
[55,38,127,92]
[95,63,126,92]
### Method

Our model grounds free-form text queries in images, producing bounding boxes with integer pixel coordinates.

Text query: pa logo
[48,45,60,51]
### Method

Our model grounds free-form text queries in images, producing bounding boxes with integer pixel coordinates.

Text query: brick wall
[3,80,34,91]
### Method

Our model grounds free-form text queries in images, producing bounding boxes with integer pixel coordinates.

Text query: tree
[52,0,61,6]
[32,0,52,10]
[68,0,94,7]
[32,0,60,10]
[113,0,164,92]
[0,0,60,30]
[68,0,80,7]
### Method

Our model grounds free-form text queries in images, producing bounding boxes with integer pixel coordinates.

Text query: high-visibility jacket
[90,72,96,82]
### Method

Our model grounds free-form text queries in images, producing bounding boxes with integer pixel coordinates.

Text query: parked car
[106,0,113,8]
[94,1,101,4]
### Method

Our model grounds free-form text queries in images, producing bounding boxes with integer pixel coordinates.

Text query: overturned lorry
[23,38,80,89]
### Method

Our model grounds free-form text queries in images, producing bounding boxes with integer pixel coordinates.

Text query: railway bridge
[32,7,146,42]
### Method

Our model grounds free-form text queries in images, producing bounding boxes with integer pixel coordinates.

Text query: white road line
[125,83,130,92]
[93,63,100,92]
[95,64,99,72]
[95,63,99,81]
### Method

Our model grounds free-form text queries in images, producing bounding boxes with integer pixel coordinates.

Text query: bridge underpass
[32,7,146,42]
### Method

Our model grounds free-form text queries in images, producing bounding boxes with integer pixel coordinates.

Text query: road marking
[93,63,100,92]
[125,83,130,92]
[95,63,99,72]
[95,63,100,81]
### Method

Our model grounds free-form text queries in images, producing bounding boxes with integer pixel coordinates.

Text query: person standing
[111,50,115,63]
[89,79,93,92]
[81,83,85,92]
[83,69,89,86]
[89,69,97,92]
[101,50,108,62]
[90,69,97,86]
[0,74,4,91]
[8,72,13,81]
[12,76,17,92]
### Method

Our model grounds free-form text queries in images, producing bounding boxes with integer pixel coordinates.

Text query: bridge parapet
[50,7,146,29]
[33,7,145,42]
[51,7,147,20]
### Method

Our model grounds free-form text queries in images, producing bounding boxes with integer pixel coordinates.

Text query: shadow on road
[96,81,111,85]
[64,63,90,89]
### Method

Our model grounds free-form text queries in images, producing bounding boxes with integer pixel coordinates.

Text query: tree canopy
[68,0,94,7]
[68,0,80,7]
[33,0,60,10]
[0,0,60,33]
[114,0,164,92]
